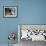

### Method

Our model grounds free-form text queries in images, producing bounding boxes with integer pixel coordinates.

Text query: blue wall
[0,0,18,44]
[18,0,46,24]
[0,0,46,44]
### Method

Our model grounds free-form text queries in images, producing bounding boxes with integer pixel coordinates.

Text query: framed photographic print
[18,24,46,42]
[4,6,17,17]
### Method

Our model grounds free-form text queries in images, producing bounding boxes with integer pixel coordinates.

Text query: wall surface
[0,0,18,44]
[0,0,46,46]
[18,0,46,24]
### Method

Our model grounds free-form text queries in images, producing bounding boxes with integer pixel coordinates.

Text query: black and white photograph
[4,6,17,17]
[18,24,46,46]
[18,25,46,41]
